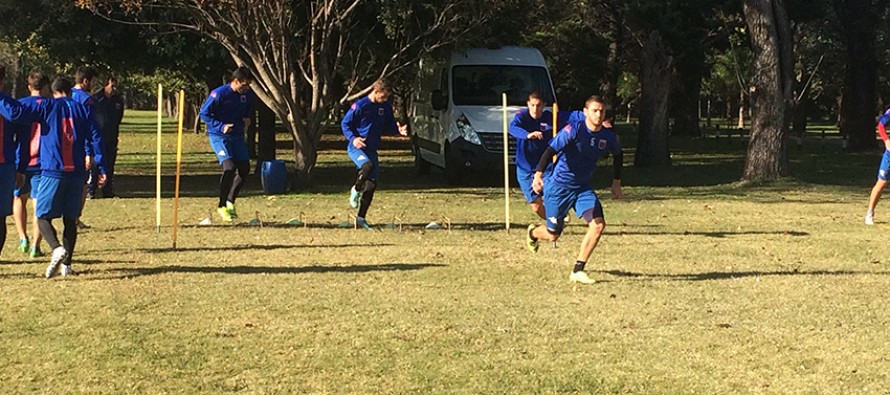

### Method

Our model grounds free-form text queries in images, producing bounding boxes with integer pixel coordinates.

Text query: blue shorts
[36,174,87,219]
[0,164,14,217]
[543,182,604,234]
[14,170,40,198]
[516,167,551,203]
[347,145,379,180]
[878,150,890,181]
[209,135,250,164]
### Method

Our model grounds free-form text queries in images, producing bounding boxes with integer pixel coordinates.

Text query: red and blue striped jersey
[0,92,36,170]
[37,97,105,178]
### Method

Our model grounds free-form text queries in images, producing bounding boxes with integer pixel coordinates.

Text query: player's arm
[611,135,623,199]
[878,111,890,151]
[87,110,107,176]
[13,122,29,173]
[199,92,225,133]
[509,112,536,140]
[341,102,365,148]
[0,95,36,124]
[532,125,571,194]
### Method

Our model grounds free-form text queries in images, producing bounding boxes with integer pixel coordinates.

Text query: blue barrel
[261,160,288,194]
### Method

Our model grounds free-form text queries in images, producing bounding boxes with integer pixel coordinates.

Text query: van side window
[440,68,448,97]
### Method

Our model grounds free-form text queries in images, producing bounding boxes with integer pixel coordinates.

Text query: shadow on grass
[614,230,809,238]
[599,268,889,282]
[138,243,394,253]
[104,262,446,279]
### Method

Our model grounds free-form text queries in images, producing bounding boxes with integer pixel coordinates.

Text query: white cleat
[45,247,68,279]
[865,215,875,225]
[60,265,75,277]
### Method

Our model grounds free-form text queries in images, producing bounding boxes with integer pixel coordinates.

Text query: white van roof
[450,46,548,67]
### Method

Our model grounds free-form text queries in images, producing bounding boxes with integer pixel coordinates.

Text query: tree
[79,0,495,184]
[832,0,889,150]
[741,0,794,181]
[635,31,673,168]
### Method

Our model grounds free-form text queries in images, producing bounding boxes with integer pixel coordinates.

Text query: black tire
[412,138,432,175]
[443,143,463,185]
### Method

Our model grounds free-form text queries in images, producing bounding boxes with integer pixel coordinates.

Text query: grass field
[2,110,889,394]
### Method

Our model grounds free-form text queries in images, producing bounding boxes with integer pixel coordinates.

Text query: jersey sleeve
[509,111,531,140]
[86,109,107,175]
[878,109,890,141]
[199,91,224,132]
[340,102,361,141]
[549,123,576,152]
[0,95,36,124]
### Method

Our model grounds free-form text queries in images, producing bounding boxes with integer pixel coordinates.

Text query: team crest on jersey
[378,108,384,116]
[598,139,607,149]
[211,92,218,98]
[241,95,247,103]
[540,122,548,130]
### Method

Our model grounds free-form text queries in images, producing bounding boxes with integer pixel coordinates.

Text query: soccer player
[72,67,97,229]
[340,79,408,230]
[199,66,254,222]
[12,71,50,258]
[865,106,890,224]
[525,95,623,284]
[0,65,36,259]
[509,91,582,219]
[89,76,125,198]
[35,76,106,278]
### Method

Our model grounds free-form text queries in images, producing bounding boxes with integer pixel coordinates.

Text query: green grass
[2,110,889,393]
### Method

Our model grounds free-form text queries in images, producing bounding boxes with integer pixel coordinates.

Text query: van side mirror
[431,89,447,111]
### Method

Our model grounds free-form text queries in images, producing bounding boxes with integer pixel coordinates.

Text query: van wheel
[412,138,431,175]
[443,144,463,185]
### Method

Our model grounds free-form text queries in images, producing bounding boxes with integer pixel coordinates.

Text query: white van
[411,46,557,183]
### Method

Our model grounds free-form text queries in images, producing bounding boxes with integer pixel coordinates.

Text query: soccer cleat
[60,265,75,277]
[18,238,29,254]
[45,247,67,279]
[349,186,362,209]
[217,207,233,222]
[226,201,238,219]
[355,217,373,231]
[29,246,44,258]
[569,271,596,284]
[865,215,875,225]
[76,219,91,229]
[526,224,540,253]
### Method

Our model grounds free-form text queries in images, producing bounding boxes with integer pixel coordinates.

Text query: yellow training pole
[172,90,185,249]
[552,102,559,163]
[502,92,510,232]
[156,84,163,234]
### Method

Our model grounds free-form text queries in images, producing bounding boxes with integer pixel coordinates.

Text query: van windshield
[452,65,555,106]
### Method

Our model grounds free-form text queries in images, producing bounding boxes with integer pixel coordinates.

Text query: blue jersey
[510,109,584,171]
[14,96,49,171]
[36,97,106,178]
[200,84,254,138]
[340,96,397,152]
[72,87,94,107]
[547,118,621,189]
[0,92,35,170]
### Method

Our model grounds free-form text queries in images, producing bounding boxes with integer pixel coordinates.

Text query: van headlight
[451,114,482,145]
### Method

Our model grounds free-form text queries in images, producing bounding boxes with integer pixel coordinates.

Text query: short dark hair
[232,66,253,82]
[585,95,605,109]
[27,71,49,90]
[372,79,391,94]
[74,67,96,84]
[527,90,545,103]
[52,76,74,95]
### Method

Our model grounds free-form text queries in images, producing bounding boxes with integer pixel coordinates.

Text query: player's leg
[866,151,890,224]
[356,179,376,230]
[568,190,605,284]
[527,183,573,252]
[101,135,119,197]
[29,174,44,257]
[347,146,373,209]
[217,159,237,221]
[226,159,250,218]
[0,164,15,257]
[59,176,83,275]
[35,176,67,278]
[12,181,30,253]
[517,167,545,219]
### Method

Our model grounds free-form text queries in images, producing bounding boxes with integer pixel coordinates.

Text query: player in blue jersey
[0,65,36,260]
[73,67,98,228]
[34,76,107,278]
[865,106,890,224]
[509,91,584,219]
[200,66,255,222]
[341,79,408,230]
[12,71,50,258]
[525,95,623,284]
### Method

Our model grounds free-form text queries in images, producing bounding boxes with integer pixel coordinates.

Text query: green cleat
[569,271,596,284]
[349,186,361,209]
[355,217,374,231]
[526,224,540,253]
[18,238,29,254]
[29,246,44,258]
[226,201,238,218]
[217,207,233,222]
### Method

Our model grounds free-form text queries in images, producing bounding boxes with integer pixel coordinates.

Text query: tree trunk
[742,0,794,181]
[833,0,880,151]
[599,3,623,119]
[256,100,276,162]
[737,89,746,129]
[635,32,673,168]
[671,47,705,137]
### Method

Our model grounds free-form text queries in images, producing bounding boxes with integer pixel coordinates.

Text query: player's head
[527,91,546,119]
[74,67,96,90]
[52,76,74,98]
[27,71,49,91]
[231,66,253,94]
[583,95,606,128]
[369,79,392,103]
